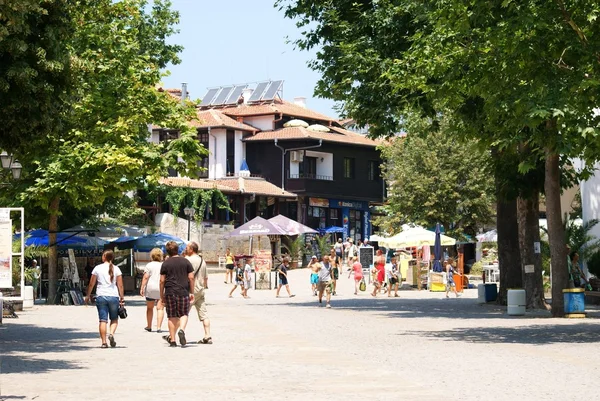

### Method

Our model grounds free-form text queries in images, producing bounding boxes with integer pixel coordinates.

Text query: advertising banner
[253,249,272,273]
[0,219,13,288]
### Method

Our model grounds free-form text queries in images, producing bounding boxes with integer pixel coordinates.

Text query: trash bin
[23,285,34,309]
[507,288,526,316]
[563,288,585,318]
[484,283,497,302]
[477,284,486,303]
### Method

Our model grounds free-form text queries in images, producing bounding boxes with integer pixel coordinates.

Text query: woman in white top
[140,248,165,332]
[85,250,124,348]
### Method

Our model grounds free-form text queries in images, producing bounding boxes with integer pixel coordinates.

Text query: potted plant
[282,236,304,269]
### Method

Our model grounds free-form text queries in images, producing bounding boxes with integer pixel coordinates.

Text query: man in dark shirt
[160,241,194,347]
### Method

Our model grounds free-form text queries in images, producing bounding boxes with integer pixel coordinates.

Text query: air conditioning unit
[290,151,304,162]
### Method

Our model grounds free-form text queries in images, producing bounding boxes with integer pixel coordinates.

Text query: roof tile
[192,109,258,132]
[218,99,334,123]
[243,126,381,147]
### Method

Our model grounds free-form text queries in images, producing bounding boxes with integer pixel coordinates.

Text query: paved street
[2,268,599,401]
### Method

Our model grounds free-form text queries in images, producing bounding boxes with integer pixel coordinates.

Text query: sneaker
[326,304,331,308]
[178,330,187,347]
[169,341,177,347]
[289,294,296,298]
[108,334,116,348]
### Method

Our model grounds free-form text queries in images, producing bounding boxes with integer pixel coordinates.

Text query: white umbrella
[476,229,497,243]
[379,227,456,248]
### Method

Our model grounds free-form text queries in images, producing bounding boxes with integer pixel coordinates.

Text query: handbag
[359,278,366,292]
[118,304,128,319]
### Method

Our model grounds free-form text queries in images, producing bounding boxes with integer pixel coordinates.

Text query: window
[368,160,379,181]
[330,209,338,220]
[198,130,209,178]
[226,129,235,176]
[343,157,355,179]
[299,156,317,178]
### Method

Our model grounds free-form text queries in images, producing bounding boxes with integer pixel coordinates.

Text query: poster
[253,249,272,273]
[0,219,12,288]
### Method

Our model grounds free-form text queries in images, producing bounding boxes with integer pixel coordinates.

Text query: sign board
[0,220,12,288]
[309,197,329,208]
[358,246,374,269]
[0,208,10,222]
[253,249,272,274]
[524,264,535,274]
[533,242,541,254]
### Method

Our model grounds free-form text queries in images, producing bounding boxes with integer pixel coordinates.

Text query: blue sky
[161,0,339,119]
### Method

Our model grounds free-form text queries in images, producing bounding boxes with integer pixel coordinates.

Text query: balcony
[285,174,383,202]
[288,173,333,181]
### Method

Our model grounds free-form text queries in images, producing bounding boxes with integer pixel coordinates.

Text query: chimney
[293,96,307,108]
[242,88,254,104]
[181,82,188,103]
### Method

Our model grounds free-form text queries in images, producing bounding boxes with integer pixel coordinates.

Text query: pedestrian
[343,238,351,265]
[329,248,340,295]
[334,238,344,261]
[139,248,165,333]
[387,257,400,297]
[276,257,296,298]
[317,255,333,308]
[445,258,461,298]
[242,259,252,298]
[371,249,385,297]
[569,251,589,289]
[160,241,195,347]
[224,248,234,284]
[309,255,320,296]
[229,259,245,298]
[31,259,40,300]
[186,242,212,345]
[84,250,124,348]
[348,256,363,295]
[347,239,357,261]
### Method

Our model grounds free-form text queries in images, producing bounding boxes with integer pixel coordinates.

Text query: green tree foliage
[377,129,494,239]
[0,0,74,153]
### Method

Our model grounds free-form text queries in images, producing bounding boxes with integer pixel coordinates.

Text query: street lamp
[0,151,22,180]
[183,207,195,241]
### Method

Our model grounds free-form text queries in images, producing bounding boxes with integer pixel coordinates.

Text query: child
[348,256,363,295]
[228,260,245,298]
[242,259,252,298]
[387,257,400,297]
[445,258,461,298]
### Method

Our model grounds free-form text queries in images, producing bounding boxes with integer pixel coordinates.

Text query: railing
[288,173,333,181]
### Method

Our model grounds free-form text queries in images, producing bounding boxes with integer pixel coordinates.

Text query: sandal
[144,327,152,332]
[101,343,108,348]
[199,337,213,344]
[108,334,116,348]
[162,335,171,344]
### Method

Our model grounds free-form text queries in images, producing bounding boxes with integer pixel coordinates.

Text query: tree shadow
[400,322,600,345]
[0,323,96,374]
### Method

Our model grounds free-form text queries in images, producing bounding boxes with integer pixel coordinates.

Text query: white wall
[234,130,244,175]
[243,115,274,131]
[210,128,226,179]
[306,150,333,178]
[581,162,600,270]
[289,157,299,176]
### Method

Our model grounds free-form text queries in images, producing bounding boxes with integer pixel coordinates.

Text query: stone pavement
[1,268,600,401]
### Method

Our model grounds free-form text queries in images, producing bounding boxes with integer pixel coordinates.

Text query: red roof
[192,110,258,132]
[219,99,335,123]
[243,126,380,147]
[159,176,296,198]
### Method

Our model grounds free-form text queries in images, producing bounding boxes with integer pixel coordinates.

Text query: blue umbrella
[15,230,88,247]
[134,233,187,253]
[432,223,443,272]
[317,226,345,234]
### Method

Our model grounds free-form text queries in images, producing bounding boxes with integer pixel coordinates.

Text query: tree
[0,0,74,153]
[2,0,206,302]
[376,121,494,239]
[277,0,600,315]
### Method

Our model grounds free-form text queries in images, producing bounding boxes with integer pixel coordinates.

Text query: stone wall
[155,213,270,264]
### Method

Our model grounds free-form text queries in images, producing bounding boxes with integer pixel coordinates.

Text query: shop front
[305,197,371,243]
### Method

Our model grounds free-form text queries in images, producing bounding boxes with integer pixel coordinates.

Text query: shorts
[165,294,190,318]
[146,297,159,302]
[389,277,398,285]
[191,288,208,321]
[279,276,288,286]
[336,251,342,258]
[333,268,339,280]
[317,281,332,294]
[245,280,251,290]
[310,273,319,285]
[96,296,120,322]
[235,279,244,286]
[226,263,234,270]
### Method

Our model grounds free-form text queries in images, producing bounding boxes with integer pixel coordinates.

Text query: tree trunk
[517,194,547,309]
[47,197,60,303]
[544,148,567,317]
[496,195,522,304]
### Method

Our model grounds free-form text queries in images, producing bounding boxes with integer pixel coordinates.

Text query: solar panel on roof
[212,86,234,105]
[225,84,247,105]
[199,88,220,106]
[248,81,269,102]
[262,80,283,101]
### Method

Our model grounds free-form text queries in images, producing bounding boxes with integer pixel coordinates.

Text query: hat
[311,255,317,259]
[348,239,353,243]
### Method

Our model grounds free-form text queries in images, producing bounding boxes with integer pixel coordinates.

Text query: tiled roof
[219,99,335,123]
[192,110,258,132]
[159,176,296,198]
[215,177,297,198]
[243,126,381,147]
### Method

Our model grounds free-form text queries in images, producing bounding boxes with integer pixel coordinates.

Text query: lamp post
[183,207,195,241]
[0,151,22,180]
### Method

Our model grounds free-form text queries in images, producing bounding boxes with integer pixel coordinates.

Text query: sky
[161,0,339,119]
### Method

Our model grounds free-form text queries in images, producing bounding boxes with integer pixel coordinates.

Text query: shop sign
[329,199,368,211]
[309,197,329,208]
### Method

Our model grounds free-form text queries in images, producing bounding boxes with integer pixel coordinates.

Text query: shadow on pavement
[0,323,96,374]
[401,323,600,344]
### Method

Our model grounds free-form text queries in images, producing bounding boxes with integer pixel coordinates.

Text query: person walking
[84,250,124,348]
[224,248,235,284]
[275,257,295,298]
[242,259,252,298]
[186,242,212,345]
[348,256,363,295]
[317,255,333,308]
[140,248,165,333]
[371,249,386,297]
[309,255,320,296]
[160,241,195,347]
[387,257,400,297]
[445,258,461,298]
[334,238,344,262]
[330,248,340,295]
[229,259,245,298]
